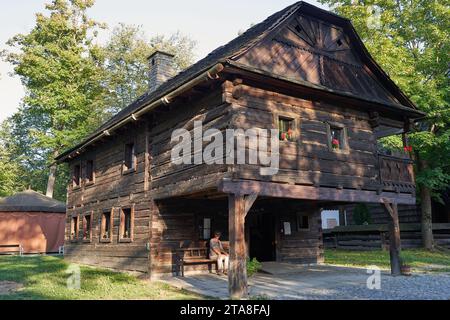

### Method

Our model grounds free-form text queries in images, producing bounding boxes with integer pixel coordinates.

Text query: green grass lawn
[324,248,450,272]
[0,255,204,300]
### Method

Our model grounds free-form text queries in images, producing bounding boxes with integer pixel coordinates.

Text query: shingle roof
[0,190,66,213]
[56,2,302,161]
[56,1,423,162]
[94,2,300,134]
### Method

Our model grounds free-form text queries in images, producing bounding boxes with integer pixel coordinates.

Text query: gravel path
[326,273,450,300]
[161,265,450,300]
[250,270,450,300]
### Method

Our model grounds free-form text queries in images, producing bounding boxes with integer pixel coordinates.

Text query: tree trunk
[420,183,434,250]
[46,151,58,198]
[418,158,433,250]
[382,199,402,275]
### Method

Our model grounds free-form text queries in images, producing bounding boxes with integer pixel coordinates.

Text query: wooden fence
[323,223,450,250]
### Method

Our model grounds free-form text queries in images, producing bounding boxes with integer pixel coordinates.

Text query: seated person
[209,231,229,275]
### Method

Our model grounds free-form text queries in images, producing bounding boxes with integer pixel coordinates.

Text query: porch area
[150,178,415,299]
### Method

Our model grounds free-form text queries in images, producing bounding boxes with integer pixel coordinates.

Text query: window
[297,214,309,231]
[200,218,211,240]
[86,160,94,184]
[278,117,295,142]
[124,143,136,172]
[73,164,81,187]
[119,207,134,241]
[326,122,348,152]
[70,215,79,241]
[83,213,92,241]
[101,210,113,241]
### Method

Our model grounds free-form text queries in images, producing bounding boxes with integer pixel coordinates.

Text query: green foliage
[320,0,450,202]
[0,122,25,196]
[0,1,196,200]
[99,24,196,115]
[3,0,107,151]
[247,257,262,277]
[1,0,107,200]
[352,203,371,225]
[0,255,203,300]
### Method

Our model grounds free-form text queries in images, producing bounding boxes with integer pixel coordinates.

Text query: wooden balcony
[378,153,415,194]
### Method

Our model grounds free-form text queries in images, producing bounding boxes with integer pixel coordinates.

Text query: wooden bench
[0,244,23,256]
[175,247,218,277]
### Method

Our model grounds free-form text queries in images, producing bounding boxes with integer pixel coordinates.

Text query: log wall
[65,120,151,272]
[228,83,382,192]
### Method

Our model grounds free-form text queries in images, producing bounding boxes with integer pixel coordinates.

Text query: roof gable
[234,11,402,106]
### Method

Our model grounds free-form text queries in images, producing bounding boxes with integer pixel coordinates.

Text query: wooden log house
[56,2,425,299]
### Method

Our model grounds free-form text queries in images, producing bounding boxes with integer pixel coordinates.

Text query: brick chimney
[148,50,176,92]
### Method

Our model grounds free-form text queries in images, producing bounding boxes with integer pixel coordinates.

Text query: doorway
[247,212,276,262]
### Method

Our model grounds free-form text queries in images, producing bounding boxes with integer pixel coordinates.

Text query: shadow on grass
[0,256,203,300]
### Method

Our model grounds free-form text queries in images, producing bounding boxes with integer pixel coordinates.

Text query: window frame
[72,163,82,189]
[201,217,212,240]
[325,121,349,153]
[122,142,137,175]
[82,211,93,243]
[119,205,135,243]
[70,214,80,242]
[275,113,299,143]
[297,213,310,232]
[85,159,95,186]
[100,209,114,243]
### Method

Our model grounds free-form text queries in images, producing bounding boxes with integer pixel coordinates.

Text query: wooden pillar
[382,198,402,275]
[228,193,258,299]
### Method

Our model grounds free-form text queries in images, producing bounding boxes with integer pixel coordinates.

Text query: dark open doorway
[247,212,276,262]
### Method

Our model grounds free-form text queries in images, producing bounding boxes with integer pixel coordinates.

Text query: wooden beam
[218,179,416,205]
[381,198,402,275]
[244,193,258,218]
[228,194,248,299]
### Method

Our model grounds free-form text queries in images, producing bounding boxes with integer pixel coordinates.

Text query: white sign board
[283,221,291,235]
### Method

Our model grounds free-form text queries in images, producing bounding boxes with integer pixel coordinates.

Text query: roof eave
[56,62,226,163]
[223,60,426,119]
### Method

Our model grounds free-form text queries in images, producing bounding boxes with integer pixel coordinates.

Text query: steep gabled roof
[56,1,424,162]
[0,190,66,213]
[90,3,301,138]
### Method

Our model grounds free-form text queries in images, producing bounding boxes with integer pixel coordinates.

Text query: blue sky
[0,0,326,122]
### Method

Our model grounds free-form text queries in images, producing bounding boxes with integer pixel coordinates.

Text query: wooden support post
[228,193,258,299]
[381,198,402,275]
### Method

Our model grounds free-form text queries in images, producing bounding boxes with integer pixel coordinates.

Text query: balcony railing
[378,153,415,194]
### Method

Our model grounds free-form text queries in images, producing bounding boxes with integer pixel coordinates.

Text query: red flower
[332,139,339,145]
[280,132,286,141]
[404,146,413,152]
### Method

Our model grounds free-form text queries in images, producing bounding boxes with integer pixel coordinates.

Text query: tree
[0,120,25,196]
[2,0,107,198]
[100,24,196,115]
[320,0,450,249]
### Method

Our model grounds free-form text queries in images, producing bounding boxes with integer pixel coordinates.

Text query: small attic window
[337,39,343,47]
[295,25,303,34]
